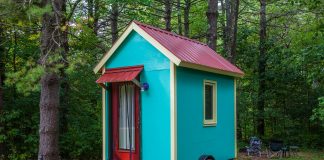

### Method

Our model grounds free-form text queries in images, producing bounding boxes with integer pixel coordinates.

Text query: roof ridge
[133,20,208,46]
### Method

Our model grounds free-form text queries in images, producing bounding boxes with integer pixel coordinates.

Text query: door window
[119,84,135,150]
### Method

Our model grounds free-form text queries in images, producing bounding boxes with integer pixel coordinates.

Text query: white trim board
[170,62,177,160]
[102,68,106,160]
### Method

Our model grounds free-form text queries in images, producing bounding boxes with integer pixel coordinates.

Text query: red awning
[96,65,143,85]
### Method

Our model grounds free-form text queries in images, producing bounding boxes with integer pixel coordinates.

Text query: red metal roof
[96,65,143,84]
[133,21,244,76]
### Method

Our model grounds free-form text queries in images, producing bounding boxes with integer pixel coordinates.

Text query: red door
[111,83,140,160]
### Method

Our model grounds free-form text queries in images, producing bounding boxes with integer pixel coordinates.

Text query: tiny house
[94,21,244,160]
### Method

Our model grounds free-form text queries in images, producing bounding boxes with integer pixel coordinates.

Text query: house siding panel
[176,66,235,160]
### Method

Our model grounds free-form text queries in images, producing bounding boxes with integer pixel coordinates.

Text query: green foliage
[310,97,324,126]
[0,0,323,159]
[27,5,52,19]
[5,61,44,96]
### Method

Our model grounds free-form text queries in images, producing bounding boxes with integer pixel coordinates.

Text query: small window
[203,80,217,126]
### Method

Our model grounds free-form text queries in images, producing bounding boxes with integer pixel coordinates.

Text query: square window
[203,80,217,126]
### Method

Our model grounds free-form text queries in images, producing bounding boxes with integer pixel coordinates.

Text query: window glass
[204,81,217,126]
[205,84,213,120]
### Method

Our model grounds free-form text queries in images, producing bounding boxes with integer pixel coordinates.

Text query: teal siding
[105,31,171,160]
[176,67,235,160]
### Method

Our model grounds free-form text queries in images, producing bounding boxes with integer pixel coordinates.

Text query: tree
[183,0,191,37]
[0,20,4,156]
[38,0,67,159]
[177,0,182,35]
[111,1,119,43]
[164,0,172,31]
[224,0,239,63]
[257,0,266,137]
[206,0,218,50]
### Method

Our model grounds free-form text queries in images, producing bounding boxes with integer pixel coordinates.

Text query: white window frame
[203,80,217,126]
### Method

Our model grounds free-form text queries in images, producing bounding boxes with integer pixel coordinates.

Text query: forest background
[0,0,323,159]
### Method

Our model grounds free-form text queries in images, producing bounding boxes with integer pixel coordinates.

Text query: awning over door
[96,65,143,89]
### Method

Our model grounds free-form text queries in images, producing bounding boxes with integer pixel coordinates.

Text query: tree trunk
[111,2,119,43]
[59,2,69,159]
[206,0,218,51]
[177,0,182,35]
[88,0,100,35]
[184,0,191,37]
[93,0,100,35]
[228,0,239,63]
[0,21,4,156]
[221,0,226,50]
[223,0,239,63]
[88,0,94,28]
[257,0,266,137]
[164,0,172,31]
[38,0,66,159]
[39,74,60,160]
[225,0,231,54]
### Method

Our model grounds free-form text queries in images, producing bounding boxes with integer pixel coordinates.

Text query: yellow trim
[102,68,106,160]
[180,62,243,78]
[170,62,177,160]
[234,78,237,158]
[203,80,217,126]
[93,22,181,73]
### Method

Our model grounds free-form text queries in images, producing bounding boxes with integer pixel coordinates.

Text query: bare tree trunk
[177,0,182,35]
[228,0,239,63]
[225,0,231,54]
[206,0,218,51]
[184,0,191,37]
[111,2,119,43]
[224,0,239,63]
[257,0,266,137]
[164,0,172,31]
[38,0,66,159]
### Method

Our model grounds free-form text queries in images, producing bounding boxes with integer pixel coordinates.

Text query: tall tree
[224,0,239,63]
[87,0,100,34]
[183,0,191,37]
[257,0,266,137]
[164,0,172,31]
[177,0,182,35]
[111,2,119,43]
[228,0,239,63]
[206,0,218,50]
[38,0,67,159]
[0,20,4,156]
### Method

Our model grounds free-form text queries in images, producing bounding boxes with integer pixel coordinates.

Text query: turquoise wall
[104,31,171,160]
[176,67,235,160]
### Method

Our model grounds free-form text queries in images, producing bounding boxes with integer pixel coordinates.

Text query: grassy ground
[238,150,324,160]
